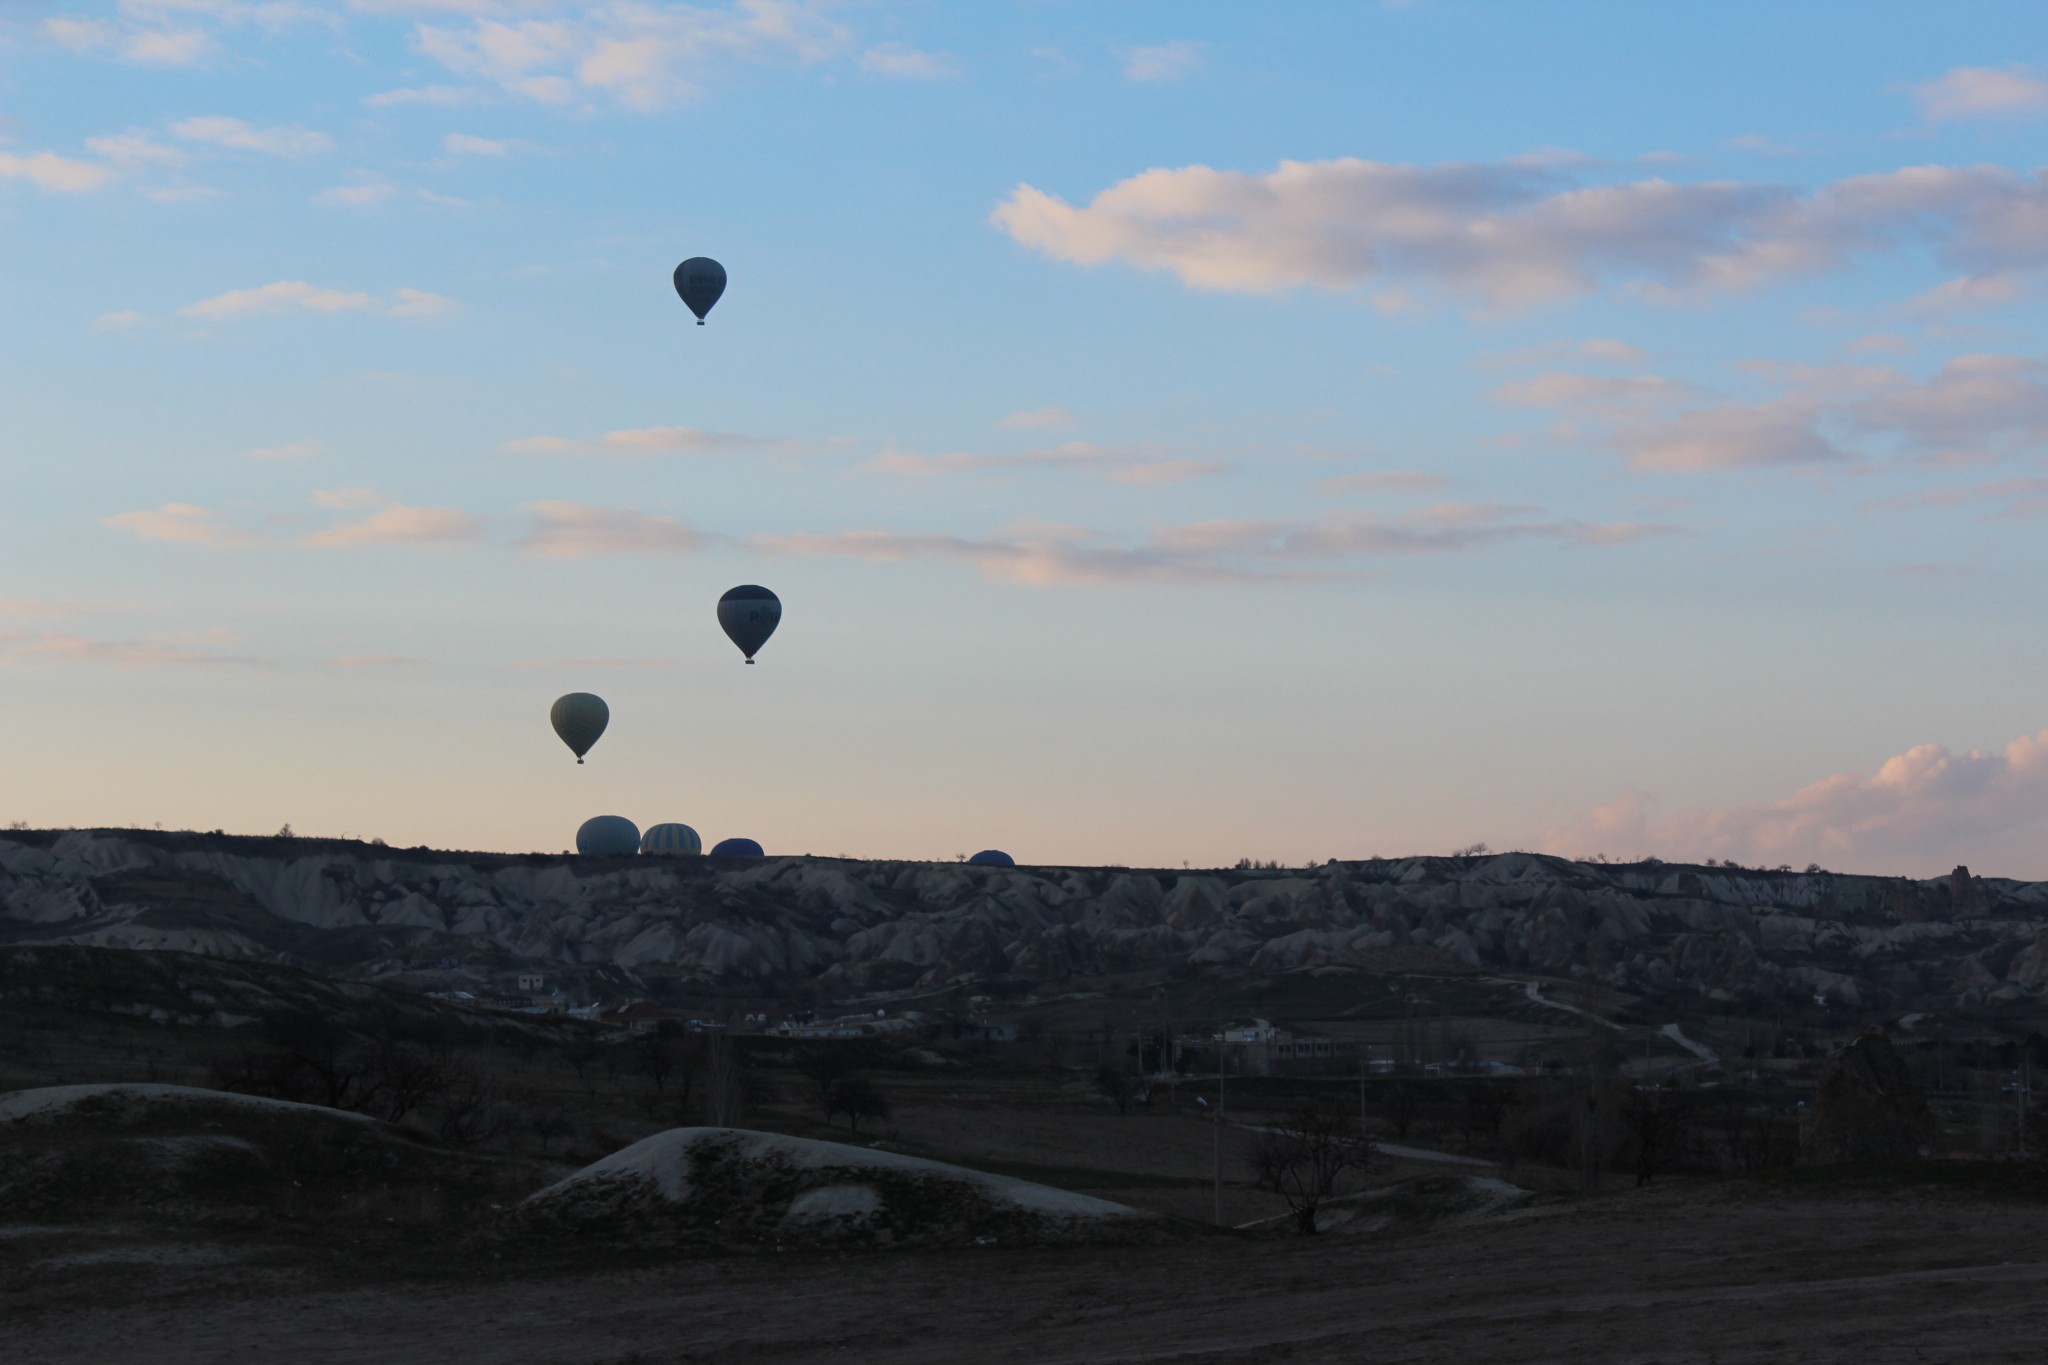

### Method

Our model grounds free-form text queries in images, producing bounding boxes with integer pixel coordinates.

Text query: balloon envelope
[717,585,781,662]
[576,815,640,856]
[673,257,726,323]
[640,822,703,856]
[551,693,609,762]
[967,849,1015,868]
[710,837,764,858]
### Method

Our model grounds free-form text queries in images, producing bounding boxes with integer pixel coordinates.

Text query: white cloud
[247,439,319,459]
[1901,271,2036,317]
[122,27,217,63]
[1484,337,1651,370]
[1495,353,2048,472]
[389,287,458,316]
[0,151,116,194]
[442,132,510,155]
[869,439,1227,485]
[314,180,399,207]
[1318,470,1451,496]
[303,504,482,547]
[518,502,708,557]
[0,597,129,621]
[1000,407,1074,429]
[0,631,272,670]
[178,281,455,320]
[1867,475,2048,520]
[1120,40,1203,83]
[992,157,2048,312]
[752,503,1668,587]
[858,43,958,81]
[363,85,489,107]
[84,132,187,167]
[173,116,332,157]
[1541,729,2048,875]
[43,16,117,50]
[310,486,383,509]
[1910,66,2048,121]
[324,654,425,667]
[143,185,225,203]
[42,1,328,66]
[501,424,788,457]
[411,1,851,111]
[101,503,262,547]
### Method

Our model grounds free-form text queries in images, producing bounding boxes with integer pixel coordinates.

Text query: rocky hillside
[5,830,2048,1015]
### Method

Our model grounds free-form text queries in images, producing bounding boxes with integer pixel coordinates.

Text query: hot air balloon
[673,257,726,325]
[640,823,702,856]
[551,693,609,763]
[576,815,640,856]
[717,585,781,664]
[711,836,763,858]
[967,849,1015,868]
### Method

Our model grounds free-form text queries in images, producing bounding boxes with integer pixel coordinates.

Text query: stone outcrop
[5,831,2048,1012]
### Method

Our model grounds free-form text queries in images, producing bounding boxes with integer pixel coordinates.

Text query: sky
[7,2,2048,876]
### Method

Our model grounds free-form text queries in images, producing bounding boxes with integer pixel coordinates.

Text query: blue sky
[8,1,2048,874]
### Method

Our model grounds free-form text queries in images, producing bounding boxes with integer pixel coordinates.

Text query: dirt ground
[8,1182,2048,1364]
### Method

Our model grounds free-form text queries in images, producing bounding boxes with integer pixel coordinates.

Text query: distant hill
[6,829,2048,1019]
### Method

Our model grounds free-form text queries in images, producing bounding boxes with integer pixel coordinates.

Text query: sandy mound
[0,1083,470,1220]
[522,1127,1152,1248]
[0,1083,377,1127]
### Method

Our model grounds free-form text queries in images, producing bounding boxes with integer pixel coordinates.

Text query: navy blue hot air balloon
[673,257,726,325]
[711,837,764,858]
[576,815,640,857]
[967,849,1015,868]
[717,585,781,664]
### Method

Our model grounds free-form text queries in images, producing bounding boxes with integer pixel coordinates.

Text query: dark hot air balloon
[551,693,609,763]
[967,850,1015,868]
[718,585,780,663]
[673,257,726,325]
[576,815,639,856]
[711,837,764,857]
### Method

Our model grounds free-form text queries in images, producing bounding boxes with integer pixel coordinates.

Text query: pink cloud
[1541,729,2048,876]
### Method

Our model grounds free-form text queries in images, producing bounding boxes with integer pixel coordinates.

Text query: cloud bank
[993,157,2048,310]
[1541,729,2048,875]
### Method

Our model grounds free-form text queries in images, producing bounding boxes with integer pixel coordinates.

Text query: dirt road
[10,1184,2047,1364]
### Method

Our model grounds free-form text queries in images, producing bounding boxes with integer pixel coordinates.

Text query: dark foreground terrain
[9,827,2048,1362]
[8,1176,2048,1364]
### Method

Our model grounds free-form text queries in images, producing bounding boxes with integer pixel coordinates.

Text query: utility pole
[2018,1055,2033,1157]
[1214,1033,1228,1227]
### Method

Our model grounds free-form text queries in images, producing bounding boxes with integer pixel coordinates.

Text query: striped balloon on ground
[640,822,703,856]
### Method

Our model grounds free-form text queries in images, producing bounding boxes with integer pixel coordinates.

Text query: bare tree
[704,1033,748,1127]
[531,1108,575,1157]
[562,1037,602,1093]
[826,1075,890,1133]
[1248,1106,1374,1235]
[1618,1085,1692,1185]
[1095,1064,1145,1115]
[435,1059,505,1148]
[1379,1080,1421,1139]
[799,1046,852,1118]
